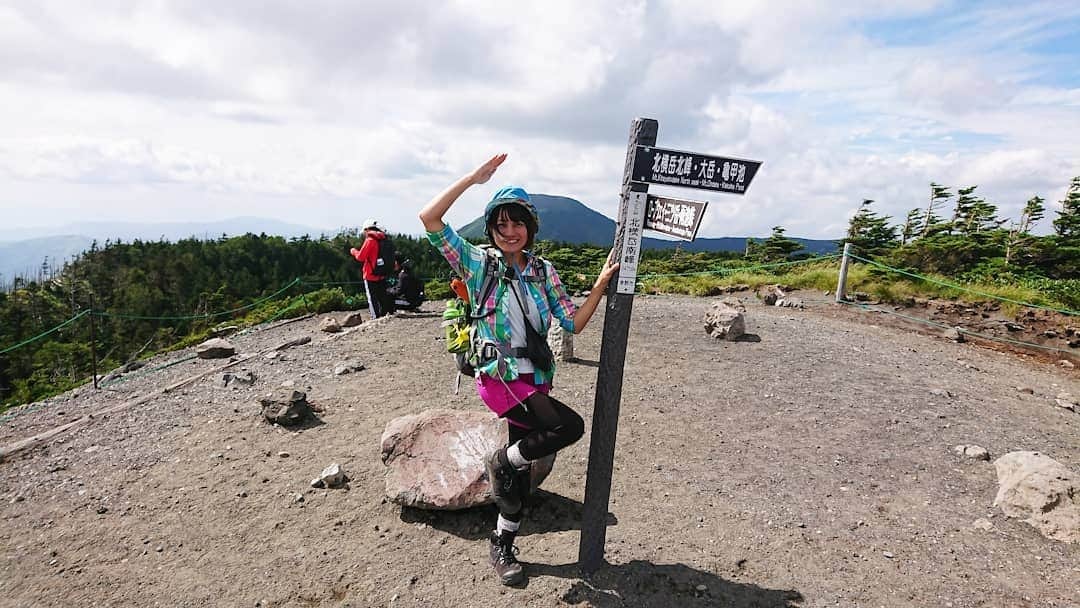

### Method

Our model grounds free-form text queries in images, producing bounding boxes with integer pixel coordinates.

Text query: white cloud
[0,0,1076,241]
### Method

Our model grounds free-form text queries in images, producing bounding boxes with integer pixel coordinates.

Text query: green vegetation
[1,175,1077,412]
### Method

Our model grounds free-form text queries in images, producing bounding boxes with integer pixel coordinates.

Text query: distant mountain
[0,217,330,284]
[458,194,838,254]
[0,235,94,283]
[0,217,329,244]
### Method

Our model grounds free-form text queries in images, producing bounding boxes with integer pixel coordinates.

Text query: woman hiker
[419,153,619,586]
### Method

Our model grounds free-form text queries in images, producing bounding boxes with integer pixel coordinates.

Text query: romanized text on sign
[631,146,762,194]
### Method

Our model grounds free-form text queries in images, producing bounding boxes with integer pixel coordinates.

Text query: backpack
[374,238,396,278]
[441,247,548,384]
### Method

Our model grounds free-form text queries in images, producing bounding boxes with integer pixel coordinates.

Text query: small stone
[1016,386,1035,394]
[1058,359,1075,369]
[695,584,707,592]
[972,518,994,531]
[96,506,108,515]
[277,452,290,458]
[953,444,990,461]
[882,551,894,559]
[293,493,305,503]
[155,546,163,552]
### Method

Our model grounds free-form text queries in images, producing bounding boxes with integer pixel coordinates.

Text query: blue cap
[483,186,539,229]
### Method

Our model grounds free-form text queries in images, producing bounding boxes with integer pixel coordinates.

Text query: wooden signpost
[578,118,762,574]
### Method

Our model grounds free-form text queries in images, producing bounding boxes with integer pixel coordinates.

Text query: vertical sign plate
[616,191,646,294]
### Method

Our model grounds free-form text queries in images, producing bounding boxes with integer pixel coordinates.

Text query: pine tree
[1053,176,1080,244]
[922,183,951,237]
[842,199,898,256]
[748,226,803,262]
[1005,195,1045,266]
[949,186,978,235]
[900,209,922,245]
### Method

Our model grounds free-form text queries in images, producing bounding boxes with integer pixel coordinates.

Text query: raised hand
[470,153,507,185]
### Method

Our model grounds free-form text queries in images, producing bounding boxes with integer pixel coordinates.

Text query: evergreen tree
[1053,176,1080,243]
[1005,195,1045,266]
[900,208,922,245]
[949,186,978,235]
[921,183,951,237]
[842,199,898,257]
[747,226,803,263]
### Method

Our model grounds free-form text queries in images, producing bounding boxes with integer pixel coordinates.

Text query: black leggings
[503,392,584,462]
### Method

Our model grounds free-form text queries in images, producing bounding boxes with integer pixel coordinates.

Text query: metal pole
[835,242,852,303]
[578,117,657,575]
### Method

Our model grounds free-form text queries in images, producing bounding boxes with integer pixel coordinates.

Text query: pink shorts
[476,373,550,418]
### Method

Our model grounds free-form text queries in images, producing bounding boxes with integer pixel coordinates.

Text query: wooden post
[578,117,657,574]
[835,242,852,303]
[89,293,99,390]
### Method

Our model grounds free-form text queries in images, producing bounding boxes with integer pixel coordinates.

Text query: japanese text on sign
[645,195,707,241]
[631,146,762,195]
[616,192,646,295]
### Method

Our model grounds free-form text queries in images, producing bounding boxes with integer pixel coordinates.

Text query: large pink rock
[380,409,554,510]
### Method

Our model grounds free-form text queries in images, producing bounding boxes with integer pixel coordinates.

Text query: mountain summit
[458,194,837,254]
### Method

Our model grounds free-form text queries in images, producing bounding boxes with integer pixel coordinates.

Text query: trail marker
[579,118,762,574]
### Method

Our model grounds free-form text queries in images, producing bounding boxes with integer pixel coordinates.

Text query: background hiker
[350,219,396,319]
[419,153,619,586]
[388,258,425,311]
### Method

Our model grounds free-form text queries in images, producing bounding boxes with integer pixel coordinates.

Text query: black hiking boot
[488,531,524,585]
[486,449,522,513]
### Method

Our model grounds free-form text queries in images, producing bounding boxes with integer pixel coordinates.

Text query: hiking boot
[486,449,521,513]
[488,531,524,585]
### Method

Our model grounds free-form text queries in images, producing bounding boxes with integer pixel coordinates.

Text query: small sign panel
[616,191,646,295]
[631,146,762,194]
[645,195,707,241]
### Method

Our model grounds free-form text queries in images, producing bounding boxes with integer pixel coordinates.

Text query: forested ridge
[2,176,1078,411]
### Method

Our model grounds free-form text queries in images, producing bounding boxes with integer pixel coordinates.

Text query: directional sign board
[645,195,707,241]
[631,145,762,195]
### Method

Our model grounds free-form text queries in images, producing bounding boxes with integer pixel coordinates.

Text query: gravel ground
[1,293,1077,608]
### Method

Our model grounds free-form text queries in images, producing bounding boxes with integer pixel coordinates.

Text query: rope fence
[846,253,1079,316]
[2,250,1076,419]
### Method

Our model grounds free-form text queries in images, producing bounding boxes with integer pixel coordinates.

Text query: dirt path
[1,294,1077,607]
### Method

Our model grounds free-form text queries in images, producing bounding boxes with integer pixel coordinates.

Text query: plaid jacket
[427,223,576,383]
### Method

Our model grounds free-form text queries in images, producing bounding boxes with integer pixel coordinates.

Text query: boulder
[953,444,990,461]
[260,389,314,426]
[718,297,746,313]
[311,463,347,489]
[942,327,965,343]
[761,285,785,306]
[993,451,1079,543]
[220,370,256,388]
[548,324,574,362]
[341,312,365,328]
[320,317,342,333]
[704,302,745,341]
[196,338,236,359]
[333,360,365,376]
[381,409,555,510]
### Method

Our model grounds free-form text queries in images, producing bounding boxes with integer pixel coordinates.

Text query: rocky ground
[1,292,1077,608]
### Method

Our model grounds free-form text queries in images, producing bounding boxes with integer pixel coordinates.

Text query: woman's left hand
[595,248,621,288]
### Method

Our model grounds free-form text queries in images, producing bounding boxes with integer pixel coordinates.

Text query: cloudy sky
[1,0,1078,240]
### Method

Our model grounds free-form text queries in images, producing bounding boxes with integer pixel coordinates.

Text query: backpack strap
[469,247,502,321]
[520,255,547,283]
